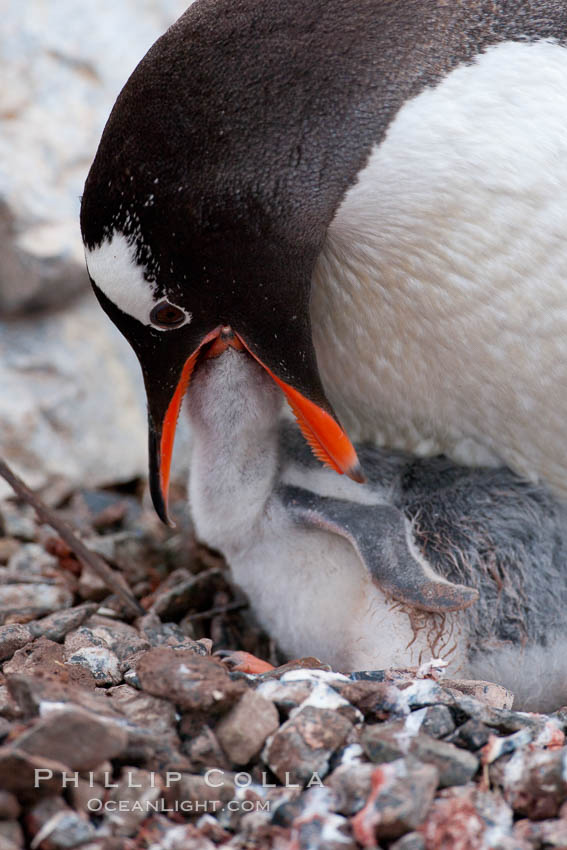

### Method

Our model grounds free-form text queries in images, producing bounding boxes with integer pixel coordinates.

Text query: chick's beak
[148,326,364,526]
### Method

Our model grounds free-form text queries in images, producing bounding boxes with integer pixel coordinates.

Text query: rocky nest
[0,479,565,850]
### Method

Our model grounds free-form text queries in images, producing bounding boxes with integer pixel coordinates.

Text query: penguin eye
[150,300,186,328]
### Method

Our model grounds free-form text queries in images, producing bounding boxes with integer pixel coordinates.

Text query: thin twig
[0,457,144,616]
[185,600,248,621]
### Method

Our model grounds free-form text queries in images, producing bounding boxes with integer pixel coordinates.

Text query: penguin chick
[187,346,567,712]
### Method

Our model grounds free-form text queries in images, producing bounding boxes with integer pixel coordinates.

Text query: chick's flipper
[279,485,478,614]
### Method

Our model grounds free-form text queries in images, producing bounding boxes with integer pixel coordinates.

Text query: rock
[0,299,148,500]
[290,787,356,850]
[137,614,210,653]
[107,685,176,736]
[361,720,479,788]
[5,544,58,577]
[420,786,517,850]
[30,604,98,643]
[163,772,237,810]
[27,796,96,849]
[0,747,66,796]
[263,705,353,787]
[4,638,96,691]
[0,792,20,820]
[81,617,150,662]
[0,821,25,850]
[0,505,36,542]
[351,759,438,843]
[0,583,73,619]
[0,540,20,565]
[446,718,491,751]
[180,723,230,771]
[335,680,404,721]
[390,833,426,850]
[419,705,455,740]
[215,690,279,766]
[14,705,128,770]
[76,566,108,603]
[325,762,375,816]
[65,646,122,686]
[442,679,514,710]
[256,678,316,715]
[0,686,22,721]
[490,748,567,819]
[105,768,163,836]
[514,816,567,847]
[0,624,34,662]
[136,648,246,713]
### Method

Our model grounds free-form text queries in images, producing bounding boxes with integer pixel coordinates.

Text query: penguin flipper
[279,485,478,614]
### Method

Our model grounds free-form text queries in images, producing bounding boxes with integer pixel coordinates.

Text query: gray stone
[0,300,148,499]
[6,543,59,577]
[419,704,455,739]
[390,833,426,850]
[106,768,163,836]
[14,705,128,770]
[351,759,438,843]
[0,747,66,796]
[0,583,72,619]
[0,624,34,662]
[361,721,479,787]
[0,820,24,850]
[216,690,280,765]
[263,705,353,787]
[80,618,150,664]
[0,504,36,542]
[442,678,514,710]
[65,645,122,686]
[491,748,567,819]
[29,603,98,643]
[446,718,491,751]
[27,796,96,849]
[325,762,375,816]
[0,792,20,820]
[107,684,177,736]
[136,647,245,713]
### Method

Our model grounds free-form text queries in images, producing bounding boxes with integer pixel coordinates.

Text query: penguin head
[81,122,362,525]
[79,2,367,523]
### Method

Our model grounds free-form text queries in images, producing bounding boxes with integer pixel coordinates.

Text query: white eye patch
[84,230,191,330]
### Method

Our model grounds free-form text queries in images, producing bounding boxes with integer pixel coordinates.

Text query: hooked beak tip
[348,463,367,484]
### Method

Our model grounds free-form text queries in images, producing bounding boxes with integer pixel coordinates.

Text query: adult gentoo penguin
[81,1,567,524]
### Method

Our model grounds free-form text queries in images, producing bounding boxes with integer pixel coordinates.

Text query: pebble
[263,704,353,787]
[491,748,567,819]
[361,720,479,787]
[0,583,72,619]
[0,747,66,796]
[107,684,176,736]
[0,820,25,850]
[14,705,128,770]
[136,648,246,713]
[105,767,163,836]
[351,759,438,843]
[64,645,122,686]
[0,504,36,542]
[216,689,280,766]
[26,796,96,849]
[0,792,20,821]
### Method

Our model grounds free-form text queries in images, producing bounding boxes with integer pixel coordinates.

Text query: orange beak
[150,327,364,525]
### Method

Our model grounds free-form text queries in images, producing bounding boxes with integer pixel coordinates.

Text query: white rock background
[0,0,191,497]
